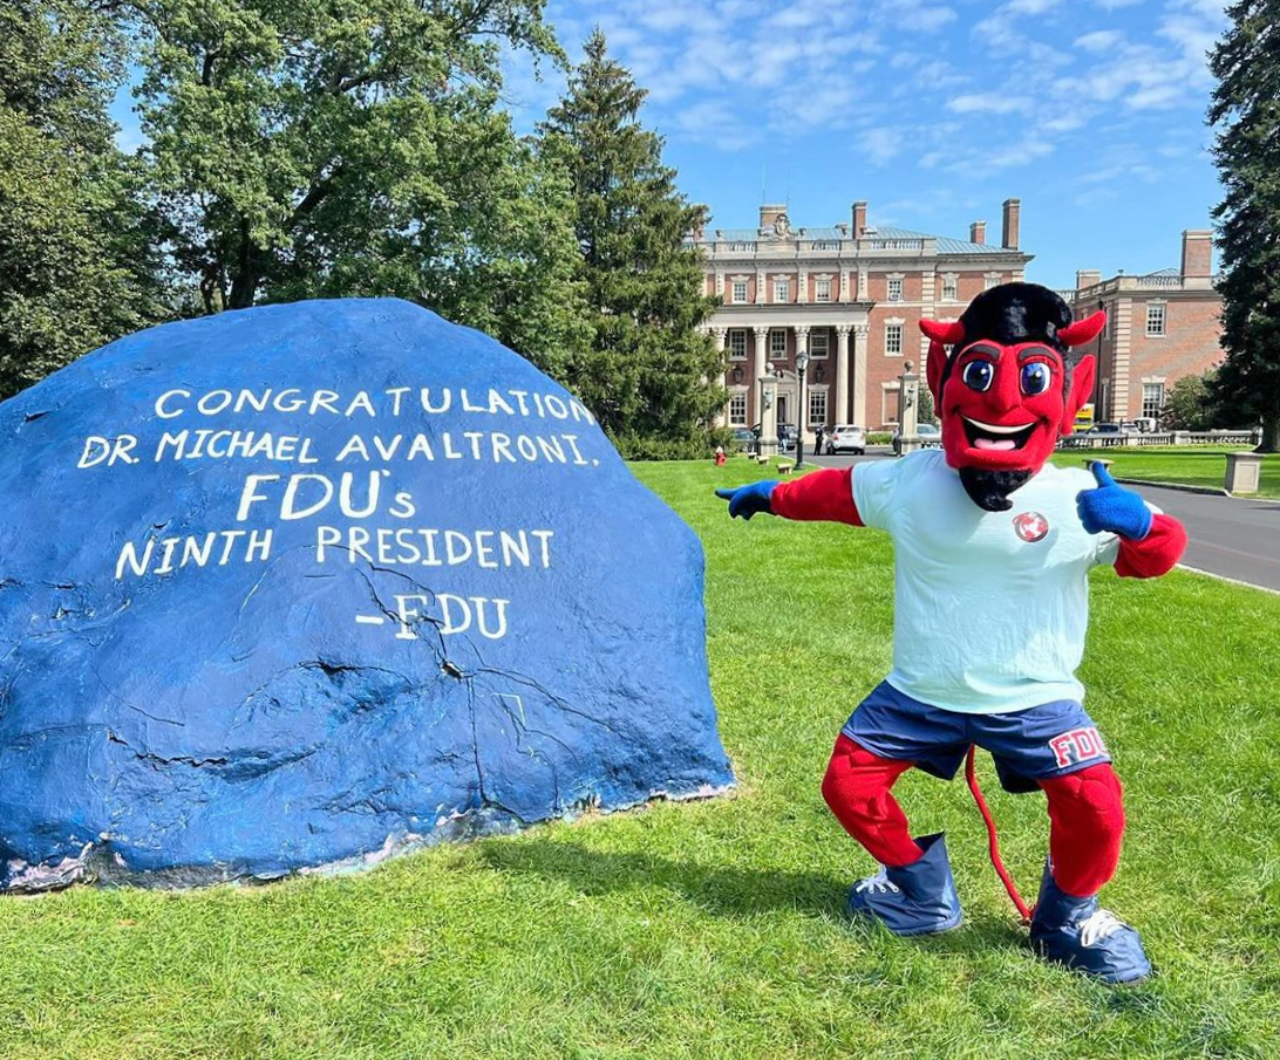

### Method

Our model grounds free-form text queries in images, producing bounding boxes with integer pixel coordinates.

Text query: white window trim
[809,329,831,359]
[814,276,833,303]
[984,271,1001,290]
[728,389,749,425]
[1145,301,1167,337]
[808,385,829,428]
[727,328,748,360]
[887,275,904,302]
[884,319,905,357]
[773,277,790,304]
[769,329,787,358]
[940,272,959,300]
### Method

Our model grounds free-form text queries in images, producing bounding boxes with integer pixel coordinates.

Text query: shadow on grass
[479,838,1028,954]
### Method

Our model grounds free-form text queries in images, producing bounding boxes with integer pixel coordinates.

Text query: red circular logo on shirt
[1013,511,1050,543]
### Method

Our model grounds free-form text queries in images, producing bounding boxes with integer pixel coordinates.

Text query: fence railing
[1058,429,1263,450]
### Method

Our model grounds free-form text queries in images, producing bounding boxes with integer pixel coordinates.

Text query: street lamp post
[796,346,811,470]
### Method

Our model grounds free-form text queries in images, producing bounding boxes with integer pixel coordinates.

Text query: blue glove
[715,481,778,520]
[1076,462,1152,540]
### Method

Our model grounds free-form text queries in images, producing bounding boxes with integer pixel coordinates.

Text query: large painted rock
[0,299,733,891]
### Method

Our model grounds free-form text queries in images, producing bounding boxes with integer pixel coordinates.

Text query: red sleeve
[1115,513,1187,579]
[770,467,864,526]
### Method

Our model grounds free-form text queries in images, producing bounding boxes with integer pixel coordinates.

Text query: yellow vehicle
[1074,403,1095,432]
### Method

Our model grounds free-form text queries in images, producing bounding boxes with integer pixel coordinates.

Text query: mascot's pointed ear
[1062,354,1097,436]
[920,319,964,403]
[1058,311,1106,348]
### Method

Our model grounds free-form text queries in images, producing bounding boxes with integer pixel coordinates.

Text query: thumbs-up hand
[715,481,778,520]
[1076,462,1153,540]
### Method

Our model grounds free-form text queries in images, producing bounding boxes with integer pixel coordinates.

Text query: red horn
[920,319,966,345]
[1058,311,1106,348]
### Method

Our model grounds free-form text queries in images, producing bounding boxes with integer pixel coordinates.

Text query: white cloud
[1075,30,1125,52]
[947,93,1033,115]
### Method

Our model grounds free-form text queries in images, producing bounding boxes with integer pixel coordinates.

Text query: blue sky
[110,0,1230,291]
[503,0,1230,288]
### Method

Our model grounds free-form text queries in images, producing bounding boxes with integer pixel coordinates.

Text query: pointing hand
[714,481,779,520]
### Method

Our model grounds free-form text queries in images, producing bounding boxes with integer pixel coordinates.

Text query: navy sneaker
[1029,865,1151,984]
[846,833,964,937]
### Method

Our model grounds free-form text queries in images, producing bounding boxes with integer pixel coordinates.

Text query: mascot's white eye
[962,360,993,392]
[1021,362,1052,396]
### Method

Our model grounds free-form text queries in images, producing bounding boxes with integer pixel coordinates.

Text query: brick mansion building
[692,201,1223,437]
[1061,230,1221,425]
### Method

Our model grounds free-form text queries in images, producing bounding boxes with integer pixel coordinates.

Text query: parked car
[891,422,941,454]
[1086,422,1124,436]
[826,424,866,455]
[731,426,757,450]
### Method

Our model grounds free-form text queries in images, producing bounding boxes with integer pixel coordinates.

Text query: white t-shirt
[852,450,1122,714]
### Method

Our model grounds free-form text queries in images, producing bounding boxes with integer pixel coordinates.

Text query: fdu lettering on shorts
[1048,727,1108,769]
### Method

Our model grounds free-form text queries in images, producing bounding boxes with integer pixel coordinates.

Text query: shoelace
[1078,908,1129,947]
[853,867,901,895]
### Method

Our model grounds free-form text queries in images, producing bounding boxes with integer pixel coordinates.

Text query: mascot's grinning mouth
[962,416,1038,452]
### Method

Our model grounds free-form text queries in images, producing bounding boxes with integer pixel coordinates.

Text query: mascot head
[918,282,1103,512]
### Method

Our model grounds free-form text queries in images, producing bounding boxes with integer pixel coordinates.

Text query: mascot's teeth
[974,438,1017,451]
[963,417,1035,435]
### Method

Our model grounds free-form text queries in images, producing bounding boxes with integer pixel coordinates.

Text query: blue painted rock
[0,299,733,890]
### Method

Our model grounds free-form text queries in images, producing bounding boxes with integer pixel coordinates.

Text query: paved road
[794,450,1280,593]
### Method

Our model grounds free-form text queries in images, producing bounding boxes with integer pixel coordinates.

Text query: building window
[1142,383,1164,421]
[728,329,747,360]
[774,278,789,303]
[885,323,903,356]
[729,393,748,425]
[985,273,1000,290]
[1146,303,1166,336]
[809,388,828,428]
[810,329,830,359]
[815,278,832,302]
[732,280,748,304]
[770,329,787,359]
[883,385,900,425]
[888,278,903,302]
[942,275,958,300]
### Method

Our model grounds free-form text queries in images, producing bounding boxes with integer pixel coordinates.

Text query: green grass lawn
[1082,445,1280,498]
[4,460,1280,1060]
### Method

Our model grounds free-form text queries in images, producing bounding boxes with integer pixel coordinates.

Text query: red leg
[1038,763,1126,898]
[821,734,923,867]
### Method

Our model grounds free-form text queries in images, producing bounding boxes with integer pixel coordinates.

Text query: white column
[853,323,869,427]
[840,267,853,303]
[857,268,869,300]
[752,326,768,422]
[797,267,809,304]
[794,324,810,443]
[712,327,728,427]
[755,268,767,305]
[836,324,852,425]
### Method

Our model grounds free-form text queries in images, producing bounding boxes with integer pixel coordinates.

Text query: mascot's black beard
[958,466,1034,512]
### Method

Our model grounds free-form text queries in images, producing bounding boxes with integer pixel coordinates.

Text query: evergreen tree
[538,30,724,449]
[0,0,167,397]
[1209,0,1280,450]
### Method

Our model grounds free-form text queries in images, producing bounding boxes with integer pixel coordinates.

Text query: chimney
[970,220,986,245]
[1002,198,1021,250]
[1181,229,1213,280]
[852,201,868,237]
[1076,269,1102,291]
[760,203,787,231]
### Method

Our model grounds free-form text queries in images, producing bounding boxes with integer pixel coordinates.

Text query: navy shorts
[841,681,1112,794]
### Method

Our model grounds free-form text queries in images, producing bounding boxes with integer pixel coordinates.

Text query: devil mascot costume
[717,283,1187,983]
